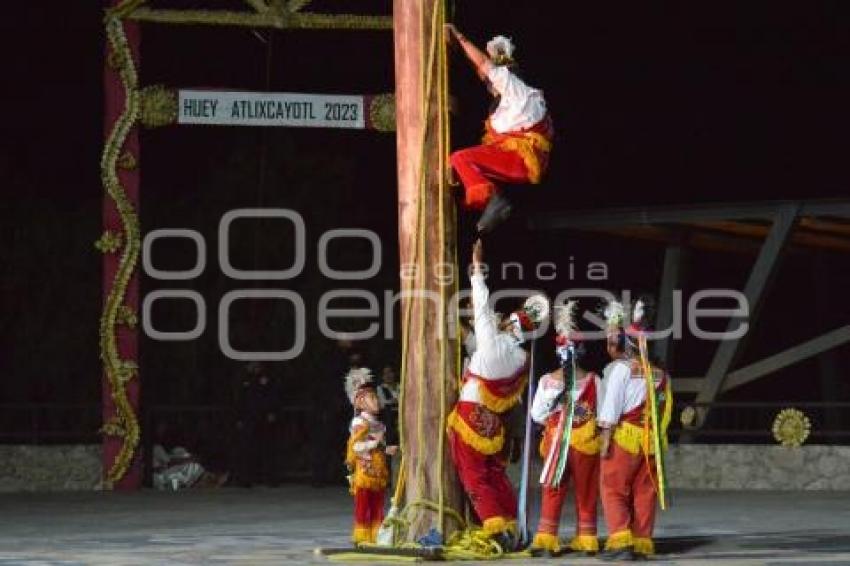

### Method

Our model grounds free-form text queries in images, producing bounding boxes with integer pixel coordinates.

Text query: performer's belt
[540,415,600,457]
[447,401,505,455]
[613,408,668,456]
[481,115,554,184]
[462,362,529,414]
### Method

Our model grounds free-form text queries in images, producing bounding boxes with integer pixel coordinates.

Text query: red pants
[450,144,530,210]
[352,487,385,543]
[537,449,600,538]
[600,443,658,551]
[448,430,517,534]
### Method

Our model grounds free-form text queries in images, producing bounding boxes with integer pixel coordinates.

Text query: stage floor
[0,487,849,564]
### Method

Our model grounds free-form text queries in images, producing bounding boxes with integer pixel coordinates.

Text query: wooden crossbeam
[576,225,767,255]
[530,199,850,231]
[682,204,800,437]
[799,217,850,237]
[674,325,850,394]
[692,220,850,252]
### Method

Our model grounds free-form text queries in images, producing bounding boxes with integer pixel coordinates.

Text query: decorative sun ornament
[680,405,697,428]
[772,408,811,447]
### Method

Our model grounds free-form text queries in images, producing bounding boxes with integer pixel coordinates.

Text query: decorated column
[99,1,143,489]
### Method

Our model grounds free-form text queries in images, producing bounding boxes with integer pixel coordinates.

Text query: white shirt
[461,273,528,403]
[461,327,477,374]
[530,372,602,424]
[486,64,547,134]
[350,411,386,455]
[598,360,662,428]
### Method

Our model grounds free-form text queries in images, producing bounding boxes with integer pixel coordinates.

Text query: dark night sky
[1,2,848,425]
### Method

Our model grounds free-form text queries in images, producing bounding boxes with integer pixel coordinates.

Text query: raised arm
[470,239,498,346]
[446,24,491,81]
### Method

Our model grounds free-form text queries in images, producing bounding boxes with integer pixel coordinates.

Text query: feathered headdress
[509,294,550,342]
[629,299,647,333]
[344,367,374,405]
[553,300,578,337]
[603,299,626,330]
[486,35,515,65]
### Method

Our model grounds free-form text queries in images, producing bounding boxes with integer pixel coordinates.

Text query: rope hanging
[374,3,533,560]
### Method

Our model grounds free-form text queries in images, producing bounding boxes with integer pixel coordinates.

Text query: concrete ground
[0,487,849,565]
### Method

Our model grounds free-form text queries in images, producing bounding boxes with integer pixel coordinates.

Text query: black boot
[476,192,513,235]
[492,530,519,553]
[599,547,637,561]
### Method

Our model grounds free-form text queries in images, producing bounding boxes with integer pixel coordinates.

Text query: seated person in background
[152,422,228,490]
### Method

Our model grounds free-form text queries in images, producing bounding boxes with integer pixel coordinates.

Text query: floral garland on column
[99,2,143,487]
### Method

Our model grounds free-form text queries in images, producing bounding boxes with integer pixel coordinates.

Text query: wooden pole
[393,0,462,540]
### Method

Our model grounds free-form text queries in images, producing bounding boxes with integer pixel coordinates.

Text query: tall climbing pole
[393,0,463,540]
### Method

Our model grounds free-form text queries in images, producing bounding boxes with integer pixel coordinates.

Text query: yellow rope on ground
[327,553,420,563]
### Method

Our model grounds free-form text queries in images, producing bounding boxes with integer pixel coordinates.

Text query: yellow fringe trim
[633,537,655,556]
[476,373,528,414]
[351,471,387,492]
[345,425,369,469]
[612,422,644,455]
[352,525,372,544]
[346,425,389,492]
[482,516,516,536]
[613,420,669,456]
[540,419,600,458]
[447,409,505,455]
[482,133,552,184]
[531,532,561,553]
[571,420,601,455]
[570,534,599,552]
[610,381,673,456]
[604,529,633,551]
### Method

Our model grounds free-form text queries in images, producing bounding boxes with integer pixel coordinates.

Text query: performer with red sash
[446,239,548,551]
[529,302,602,556]
[445,24,554,234]
[344,367,399,545]
[597,299,673,561]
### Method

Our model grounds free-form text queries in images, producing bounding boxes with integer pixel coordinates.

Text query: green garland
[139,85,177,128]
[125,7,391,30]
[369,94,396,132]
[99,7,142,488]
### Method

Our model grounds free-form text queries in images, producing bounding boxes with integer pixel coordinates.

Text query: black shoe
[528,547,561,558]
[599,548,637,561]
[492,531,518,553]
[476,192,513,235]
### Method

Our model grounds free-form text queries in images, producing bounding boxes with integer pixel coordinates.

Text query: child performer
[344,367,398,545]
[597,299,673,561]
[530,301,603,556]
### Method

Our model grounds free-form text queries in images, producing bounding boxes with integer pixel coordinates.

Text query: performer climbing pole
[445,24,554,234]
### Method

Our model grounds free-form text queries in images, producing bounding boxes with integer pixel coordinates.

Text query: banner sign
[178,89,366,129]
